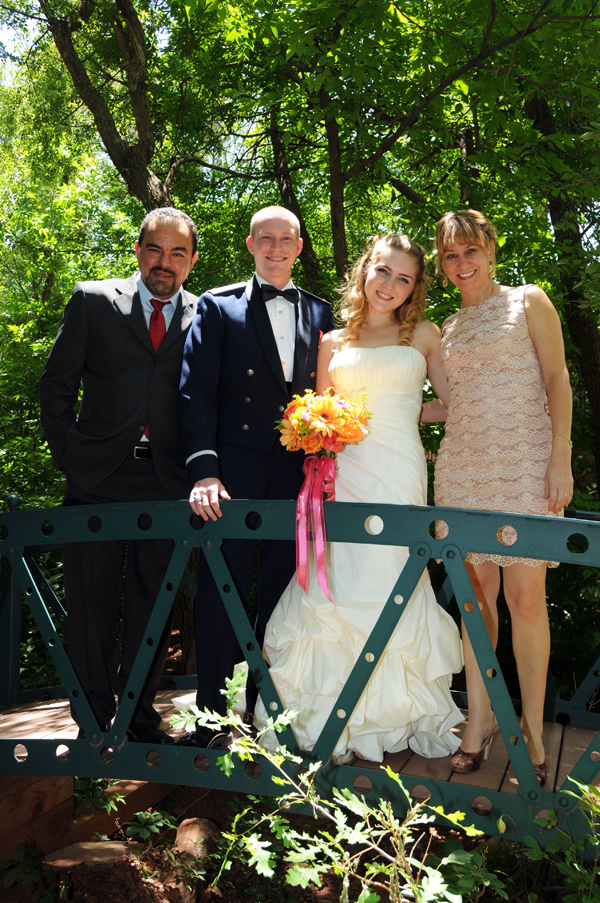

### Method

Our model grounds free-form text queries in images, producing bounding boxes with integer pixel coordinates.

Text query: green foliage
[520,777,600,901]
[0,842,67,901]
[73,777,125,815]
[173,673,505,902]
[124,809,179,844]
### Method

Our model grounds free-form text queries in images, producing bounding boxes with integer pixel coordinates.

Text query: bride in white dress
[254,234,463,764]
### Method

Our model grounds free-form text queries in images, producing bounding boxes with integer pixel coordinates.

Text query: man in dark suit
[178,205,335,747]
[39,207,198,744]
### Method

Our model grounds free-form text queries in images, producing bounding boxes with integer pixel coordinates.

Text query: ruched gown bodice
[255,345,463,764]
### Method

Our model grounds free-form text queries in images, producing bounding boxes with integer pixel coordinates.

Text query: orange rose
[301,433,323,454]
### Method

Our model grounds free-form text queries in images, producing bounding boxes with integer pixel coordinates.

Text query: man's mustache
[151,266,176,277]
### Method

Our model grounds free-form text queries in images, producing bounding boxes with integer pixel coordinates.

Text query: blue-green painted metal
[1,497,600,850]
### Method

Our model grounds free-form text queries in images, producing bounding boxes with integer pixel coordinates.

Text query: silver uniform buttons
[245,397,251,403]
[242,424,249,430]
[278,405,284,412]
[247,369,254,376]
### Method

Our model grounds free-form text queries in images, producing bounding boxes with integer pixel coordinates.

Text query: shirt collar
[255,273,295,294]
[136,271,181,308]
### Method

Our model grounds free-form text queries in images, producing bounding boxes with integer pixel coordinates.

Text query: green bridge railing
[1,497,600,849]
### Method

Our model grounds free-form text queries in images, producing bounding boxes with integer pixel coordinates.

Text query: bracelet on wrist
[552,432,572,449]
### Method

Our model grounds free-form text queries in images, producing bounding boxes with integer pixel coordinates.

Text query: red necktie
[149,298,168,351]
[144,300,169,439]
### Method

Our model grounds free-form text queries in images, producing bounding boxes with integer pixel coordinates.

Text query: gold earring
[441,274,448,288]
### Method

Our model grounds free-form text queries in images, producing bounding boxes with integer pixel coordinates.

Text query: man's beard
[146,268,176,298]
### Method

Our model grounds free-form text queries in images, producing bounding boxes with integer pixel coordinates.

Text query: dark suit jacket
[40,273,197,497]
[179,276,336,486]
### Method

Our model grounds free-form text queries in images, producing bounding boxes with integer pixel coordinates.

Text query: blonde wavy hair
[435,210,497,286]
[339,234,429,346]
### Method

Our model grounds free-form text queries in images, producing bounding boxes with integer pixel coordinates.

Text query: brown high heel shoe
[534,761,547,787]
[451,718,499,774]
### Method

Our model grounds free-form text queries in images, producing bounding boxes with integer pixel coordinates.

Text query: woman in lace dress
[426,210,573,785]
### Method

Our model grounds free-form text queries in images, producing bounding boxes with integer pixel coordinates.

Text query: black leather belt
[133,445,153,459]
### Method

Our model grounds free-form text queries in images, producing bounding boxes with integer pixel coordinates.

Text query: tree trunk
[269,112,331,301]
[319,92,348,279]
[525,94,600,483]
[41,1,172,210]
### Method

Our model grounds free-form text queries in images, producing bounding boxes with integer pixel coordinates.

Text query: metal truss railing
[1,496,600,849]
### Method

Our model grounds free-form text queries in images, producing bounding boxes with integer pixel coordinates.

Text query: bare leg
[458,561,501,753]
[502,562,549,765]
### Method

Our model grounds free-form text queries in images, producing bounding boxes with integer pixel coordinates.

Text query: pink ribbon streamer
[296,454,336,603]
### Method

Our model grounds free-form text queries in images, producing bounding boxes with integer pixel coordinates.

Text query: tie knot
[262,283,299,305]
[151,298,169,313]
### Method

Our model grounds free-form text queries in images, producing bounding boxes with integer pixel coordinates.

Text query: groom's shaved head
[250,206,300,240]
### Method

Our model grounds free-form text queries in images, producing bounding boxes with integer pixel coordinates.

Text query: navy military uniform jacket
[179,275,336,486]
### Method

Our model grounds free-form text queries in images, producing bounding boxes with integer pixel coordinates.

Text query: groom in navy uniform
[178,205,335,747]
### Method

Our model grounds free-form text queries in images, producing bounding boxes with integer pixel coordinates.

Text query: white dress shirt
[255,274,296,382]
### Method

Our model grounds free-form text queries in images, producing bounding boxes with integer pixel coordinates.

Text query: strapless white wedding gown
[255,345,463,763]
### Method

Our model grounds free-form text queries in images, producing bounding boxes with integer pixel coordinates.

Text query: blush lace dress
[254,345,463,764]
[434,285,560,567]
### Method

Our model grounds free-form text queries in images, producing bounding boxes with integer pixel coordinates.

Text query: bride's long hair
[339,234,429,346]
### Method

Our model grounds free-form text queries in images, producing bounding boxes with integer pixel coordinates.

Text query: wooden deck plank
[500,722,562,795]
[556,726,600,790]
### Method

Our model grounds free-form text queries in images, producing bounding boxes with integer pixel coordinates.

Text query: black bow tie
[262,283,299,305]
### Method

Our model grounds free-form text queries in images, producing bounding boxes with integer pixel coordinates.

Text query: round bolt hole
[486,668,496,679]
[25,586,33,596]
[56,744,70,763]
[146,750,161,768]
[567,533,589,555]
[556,711,571,726]
[40,519,54,536]
[269,702,278,711]
[14,744,27,763]
[535,808,554,828]
[336,709,346,719]
[100,746,115,765]
[435,519,449,540]
[166,679,177,691]
[87,516,102,534]
[222,584,231,593]
[194,755,210,773]
[246,642,254,652]
[463,601,474,613]
[48,637,56,647]
[146,637,154,646]
[364,515,384,536]
[394,594,404,605]
[590,751,600,762]
[496,525,517,547]
[410,784,430,803]
[189,514,205,531]
[471,795,492,816]
[127,691,135,700]
[352,774,372,794]
[245,512,262,531]
[244,760,262,779]
[509,735,520,746]
[72,689,79,698]
[138,513,152,532]
[166,582,174,592]
[365,652,375,663]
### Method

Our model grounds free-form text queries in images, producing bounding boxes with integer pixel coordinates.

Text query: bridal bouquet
[277,390,370,603]
[278,389,370,461]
